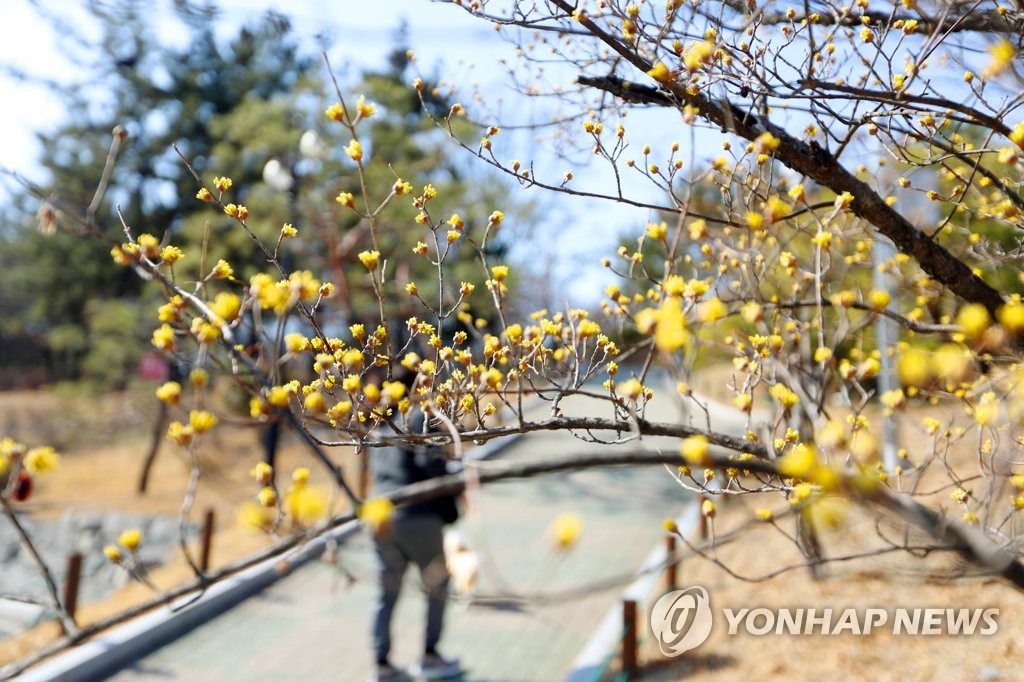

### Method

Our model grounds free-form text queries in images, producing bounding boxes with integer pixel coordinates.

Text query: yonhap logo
[650,586,714,656]
[648,585,999,656]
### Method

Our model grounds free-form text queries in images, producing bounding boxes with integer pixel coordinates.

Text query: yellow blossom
[808,496,848,529]
[118,528,142,552]
[746,211,765,231]
[956,303,991,339]
[867,289,890,311]
[551,513,583,549]
[898,347,931,387]
[973,392,999,426]
[155,381,181,405]
[358,250,380,271]
[680,435,711,466]
[985,39,1016,78]
[211,259,234,279]
[618,378,644,401]
[24,446,59,475]
[189,367,209,388]
[250,462,274,484]
[284,484,329,527]
[304,392,327,414]
[138,235,160,257]
[325,102,346,122]
[683,40,714,72]
[239,502,275,531]
[151,324,176,352]
[998,302,1024,333]
[344,139,363,162]
[210,291,241,322]
[285,333,309,354]
[355,95,376,119]
[342,374,361,394]
[769,383,799,408]
[382,381,406,403]
[645,222,668,240]
[328,400,353,421]
[647,61,671,82]
[880,389,906,411]
[577,320,601,338]
[160,245,184,265]
[359,498,395,534]
[257,486,277,507]
[695,297,726,324]
[189,410,218,434]
[167,421,193,446]
[223,203,248,220]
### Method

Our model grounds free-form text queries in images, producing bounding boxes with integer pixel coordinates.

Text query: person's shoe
[409,653,463,680]
[370,662,406,682]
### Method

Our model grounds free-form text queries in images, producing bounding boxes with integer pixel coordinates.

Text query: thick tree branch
[871,487,1024,588]
[320,414,769,460]
[739,6,1022,34]
[575,74,1006,312]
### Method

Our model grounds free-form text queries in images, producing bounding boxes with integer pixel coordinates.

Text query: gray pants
[371,514,449,664]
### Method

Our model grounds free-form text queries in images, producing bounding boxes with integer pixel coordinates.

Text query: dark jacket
[371,415,454,521]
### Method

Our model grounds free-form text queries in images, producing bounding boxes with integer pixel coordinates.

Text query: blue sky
[0,0,502,181]
[0,0,680,303]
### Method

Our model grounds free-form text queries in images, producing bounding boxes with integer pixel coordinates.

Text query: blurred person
[368,373,463,682]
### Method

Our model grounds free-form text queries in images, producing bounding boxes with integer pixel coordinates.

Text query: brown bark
[576,72,1006,313]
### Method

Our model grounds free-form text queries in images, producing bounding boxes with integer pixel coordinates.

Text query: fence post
[359,456,370,499]
[665,534,677,593]
[62,552,83,626]
[622,599,638,678]
[697,493,708,540]
[199,508,215,573]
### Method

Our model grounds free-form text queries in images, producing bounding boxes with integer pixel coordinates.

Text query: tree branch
[574,73,1006,312]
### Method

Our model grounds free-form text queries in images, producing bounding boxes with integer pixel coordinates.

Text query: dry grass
[598,369,1024,682]
[615,495,1022,681]
[0,385,361,668]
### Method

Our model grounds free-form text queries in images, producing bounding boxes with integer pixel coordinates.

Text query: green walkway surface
[108,396,690,682]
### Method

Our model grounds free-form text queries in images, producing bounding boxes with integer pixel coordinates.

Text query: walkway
[106,393,691,682]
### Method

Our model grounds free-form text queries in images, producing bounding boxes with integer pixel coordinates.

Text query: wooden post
[359,456,370,499]
[698,493,708,540]
[63,552,83,624]
[622,599,638,678]
[665,534,677,593]
[199,508,215,572]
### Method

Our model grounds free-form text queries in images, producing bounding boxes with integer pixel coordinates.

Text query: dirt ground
[0,384,362,668]
[604,494,1021,682]
[597,365,1024,682]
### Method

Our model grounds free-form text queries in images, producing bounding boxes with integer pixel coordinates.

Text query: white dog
[444,529,479,606]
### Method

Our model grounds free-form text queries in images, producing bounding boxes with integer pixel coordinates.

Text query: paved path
[107,394,691,682]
